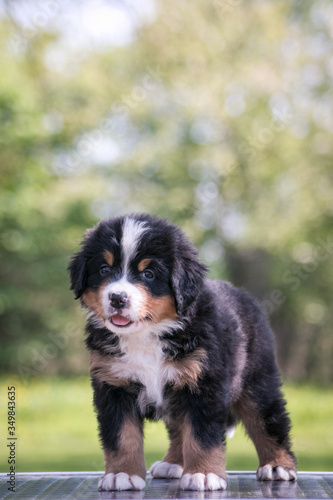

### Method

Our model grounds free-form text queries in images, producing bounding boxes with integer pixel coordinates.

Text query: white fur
[257,464,296,481]
[180,472,227,491]
[206,473,227,491]
[288,469,297,480]
[257,465,273,481]
[150,461,183,478]
[129,475,147,490]
[226,424,236,439]
[118,322,181,409]
[98,473,115,491]
[102,277,144,328]
[98,472,145,491]
[97,319,183,409]
[274,466,290,481]
[257,464,297,481]
[100,217,149,330]
[180,473,204,491]
[121,217,148,275]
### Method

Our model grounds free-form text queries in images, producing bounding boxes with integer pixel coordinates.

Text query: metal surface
[0,471,332,500]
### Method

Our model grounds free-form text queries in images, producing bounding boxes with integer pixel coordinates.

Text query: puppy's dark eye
[143,269,155,280]
[100,265,111,276]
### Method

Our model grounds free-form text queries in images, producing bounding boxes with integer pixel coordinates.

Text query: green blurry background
[0,0,332,472]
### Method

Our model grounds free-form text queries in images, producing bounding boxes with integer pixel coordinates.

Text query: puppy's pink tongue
[111,314,131,326]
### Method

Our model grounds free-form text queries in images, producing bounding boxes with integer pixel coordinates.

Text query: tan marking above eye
[138,258,152,272]
[103,250,114,267]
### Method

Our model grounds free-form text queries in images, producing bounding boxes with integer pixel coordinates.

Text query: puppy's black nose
[109,292,128,309]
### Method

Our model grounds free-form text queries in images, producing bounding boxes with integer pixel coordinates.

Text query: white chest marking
[113,328,180,409]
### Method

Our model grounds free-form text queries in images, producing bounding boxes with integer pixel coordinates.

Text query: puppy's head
[68,214,207,334]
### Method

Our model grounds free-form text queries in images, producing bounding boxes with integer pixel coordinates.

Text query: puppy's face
[70,216,178,335]
[69,214,207,333]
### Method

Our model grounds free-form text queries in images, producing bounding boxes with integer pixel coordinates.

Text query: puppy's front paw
[98,472,146,491]
[257,465,297,481]
[180,472,227,491]
[150,461,183,479]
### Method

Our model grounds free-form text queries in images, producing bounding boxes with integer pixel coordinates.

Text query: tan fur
[103,250,114,267]
[82,285,106,317]
[182,417,226,476]
[104,418,146,479]
[235,397,296,468]
[83,274,178,327]
[149,295,178,322]
[90,346,206,393]
[163,422,184,466]
[137,285,178,323]
[168,348,207,389]
[90,351,129,387]
[138,258,152,272]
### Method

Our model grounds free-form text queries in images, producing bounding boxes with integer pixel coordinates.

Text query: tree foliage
[1,0,333,382]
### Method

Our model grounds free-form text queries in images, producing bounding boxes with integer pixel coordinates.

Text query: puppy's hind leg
[235,385,297,482]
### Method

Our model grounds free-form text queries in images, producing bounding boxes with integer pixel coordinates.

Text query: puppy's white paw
[257,465,297,481]
[180,472,227,491]
[98,472,146,491]
[257,465,273,481]
[150,461,183,478]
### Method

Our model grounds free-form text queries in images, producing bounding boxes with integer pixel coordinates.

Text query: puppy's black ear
[172,235,207,316]
[68,252,87,299]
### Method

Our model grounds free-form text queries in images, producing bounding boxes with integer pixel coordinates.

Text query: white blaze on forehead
[121,217,148,274]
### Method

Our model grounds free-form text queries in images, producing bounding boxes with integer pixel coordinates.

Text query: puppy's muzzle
[109,292,129,310]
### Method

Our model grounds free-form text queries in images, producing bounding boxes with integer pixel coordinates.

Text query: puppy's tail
[226,413,237,439]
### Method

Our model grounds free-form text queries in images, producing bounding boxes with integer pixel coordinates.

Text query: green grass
[0,377,332,472]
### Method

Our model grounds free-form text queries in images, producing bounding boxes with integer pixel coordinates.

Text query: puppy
[68,213,296,492]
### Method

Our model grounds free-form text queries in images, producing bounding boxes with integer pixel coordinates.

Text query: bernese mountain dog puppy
[68,213,296,492]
